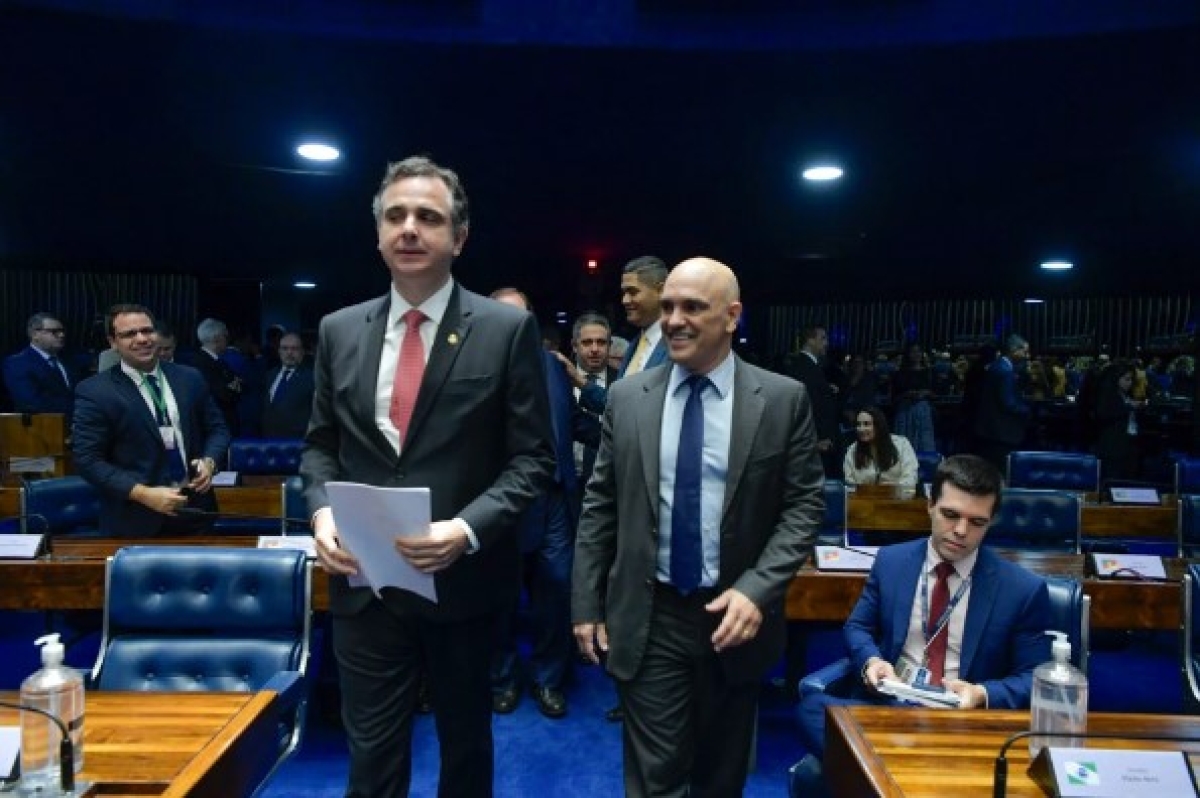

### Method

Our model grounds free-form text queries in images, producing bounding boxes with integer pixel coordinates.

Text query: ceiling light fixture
[296,143,340,162]
[294,281,317,289]
[802,165,843,182]
[1040,260,1073,271]
[1024,297,1045,304]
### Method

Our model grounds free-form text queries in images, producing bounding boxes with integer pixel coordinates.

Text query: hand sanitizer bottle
[18,633,85,795]
[1029,630,1088,758]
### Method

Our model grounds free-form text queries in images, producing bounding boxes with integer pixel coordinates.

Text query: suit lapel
[890,543,926,658]
[402,284,471,454]
[721,357,761,520]
[636,369,670,525]
[960,549,998,676]
[111,367,161,440]
[357,296,395,456]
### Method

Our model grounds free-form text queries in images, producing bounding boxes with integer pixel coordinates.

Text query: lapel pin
[447,333,460,346]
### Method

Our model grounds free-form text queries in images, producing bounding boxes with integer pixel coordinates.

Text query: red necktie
[389,309,427,443]
[926,560,956,687]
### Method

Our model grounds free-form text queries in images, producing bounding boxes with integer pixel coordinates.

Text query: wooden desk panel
[846,495,1178,540]
[0,690,278,798]
[213,486,281,517]
[825,706,1200,797]
[0,486,19,518]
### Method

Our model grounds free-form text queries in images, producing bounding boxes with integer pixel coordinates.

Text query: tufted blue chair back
[20,475,100,536]
[915,451,943,485]
[1043,576,1090,673]
[1180,495,1200,558]
[987,488,1081,553]
[93,546,311,692]
[227,438,305,475]
[1177,457,1200,496]
[282,475,310,535]
[1007,451,1100,494]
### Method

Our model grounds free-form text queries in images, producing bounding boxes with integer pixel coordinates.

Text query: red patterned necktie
[926,560,956,687]
[389,309,427,443]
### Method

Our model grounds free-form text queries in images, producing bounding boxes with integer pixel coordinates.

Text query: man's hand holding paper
[396,520,470,574]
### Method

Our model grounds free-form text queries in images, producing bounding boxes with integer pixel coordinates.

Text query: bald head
[660,257,742,375]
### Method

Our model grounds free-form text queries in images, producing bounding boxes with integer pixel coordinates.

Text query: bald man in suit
[573,257,824,796]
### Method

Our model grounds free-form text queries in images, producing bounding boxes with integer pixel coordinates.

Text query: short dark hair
[371,155,469,233]
[26,312,60,337]
[623,256,668,289]
[106,303,155,337]
[930,454,1003,516]
[572,312,611,343]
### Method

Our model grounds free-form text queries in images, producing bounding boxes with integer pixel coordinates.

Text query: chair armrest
[799,657,855,699]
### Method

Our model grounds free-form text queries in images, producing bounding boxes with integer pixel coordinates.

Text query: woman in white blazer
[843,406,918,487]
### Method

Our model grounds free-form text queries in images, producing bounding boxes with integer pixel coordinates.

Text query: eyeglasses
[113,327,156,340]
[37,327,65,335]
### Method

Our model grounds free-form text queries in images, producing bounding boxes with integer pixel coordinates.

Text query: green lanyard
[143,370,171,427]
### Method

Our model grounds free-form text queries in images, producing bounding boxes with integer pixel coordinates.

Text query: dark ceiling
[2,1,1199,317]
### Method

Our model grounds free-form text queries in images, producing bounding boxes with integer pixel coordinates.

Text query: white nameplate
[211,470,240,487]
[815,545,879,572]
[0,534,43,559]
[1034,747,1197,797]
[0,726,18,782]
[1090,553,1167,581]
[1109,487,1161,505]
[258,535,317,557]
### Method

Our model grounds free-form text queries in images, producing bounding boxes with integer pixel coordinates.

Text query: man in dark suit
[3,312,78,421]
[192,317,243,436]
[552,311,618,485]
[796,455,1050,779]
[573,257,825,797]
[72,304,231,537]
[973,333,1032,472]
[787,323,842,478]
[302,156,556,798]
[261,332,315,438]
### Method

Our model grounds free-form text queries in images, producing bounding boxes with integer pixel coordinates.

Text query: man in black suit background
[3,312,79,422]
[261,332,315,438]
[553,311,618,486]
[192,317,243,436]
[302,155,556,798]
[788,323,842,477]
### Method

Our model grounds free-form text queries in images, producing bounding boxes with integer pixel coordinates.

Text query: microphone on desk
[992,728,1200,798]
[0,698,75,794]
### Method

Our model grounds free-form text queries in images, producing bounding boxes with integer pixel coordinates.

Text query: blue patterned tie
[671,375,708,594]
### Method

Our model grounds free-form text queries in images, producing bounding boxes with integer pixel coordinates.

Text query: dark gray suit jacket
[301,283,557,621]
[261,364,315,439]
[572,355,825,683]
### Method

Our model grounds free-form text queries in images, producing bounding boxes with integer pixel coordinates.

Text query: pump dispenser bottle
[1029,630,1088,757]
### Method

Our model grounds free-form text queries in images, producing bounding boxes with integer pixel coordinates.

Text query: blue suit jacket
[72,362,231,536]
[845,538,1050,708]
[2,346,77,418]
[617,332,667,379]
[973,356,1031,446]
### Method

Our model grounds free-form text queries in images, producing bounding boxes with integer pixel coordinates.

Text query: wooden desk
[786,550,1183,631]
[0,690,284,798]
[213,485,282,518]
[825,705,1200,797]
[0,539,1175,630]
[0,486,19,518]
[847,495,1178,540]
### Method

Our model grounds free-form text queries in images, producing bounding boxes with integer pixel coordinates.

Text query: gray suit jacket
[301,283,557,621]
[572,355,825,682]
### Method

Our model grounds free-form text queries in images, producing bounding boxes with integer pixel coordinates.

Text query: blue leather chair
[282,475,310,535]
[91,546,312,788]
[19,476,100,537]
[1177,457,1200,496]
[915,451,943,486]
[227,438,305,476]
[790,575,1089,796]
[1181,565,1200,713]
[1179,495,1200,559]
[987,488,1082,553]
[1007,451,1100,494]
[820,479,847,545]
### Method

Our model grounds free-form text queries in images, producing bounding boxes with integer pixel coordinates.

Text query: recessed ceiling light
[296,143,340,162]
[294,281,317,289]
[1024,297,1045,304]
[802,166,843,182]
[1040,260,1073,271]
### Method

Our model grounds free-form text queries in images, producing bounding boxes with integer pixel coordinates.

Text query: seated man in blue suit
[797,454,1050,775]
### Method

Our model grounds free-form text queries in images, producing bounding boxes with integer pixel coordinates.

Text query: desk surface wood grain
[826,706,1200,797]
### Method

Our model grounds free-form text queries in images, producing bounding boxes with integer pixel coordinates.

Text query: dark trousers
[797,687,898,759]
[334,601,495,798]
[493,488,576,691]
[617,585,759,798]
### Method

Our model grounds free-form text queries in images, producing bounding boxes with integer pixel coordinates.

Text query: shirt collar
[639,322,663,349]
[667,351,735,400]
[388,277,453,330]
[121,359,160,384]
[924,539,978,579]
[31,344,55,360]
